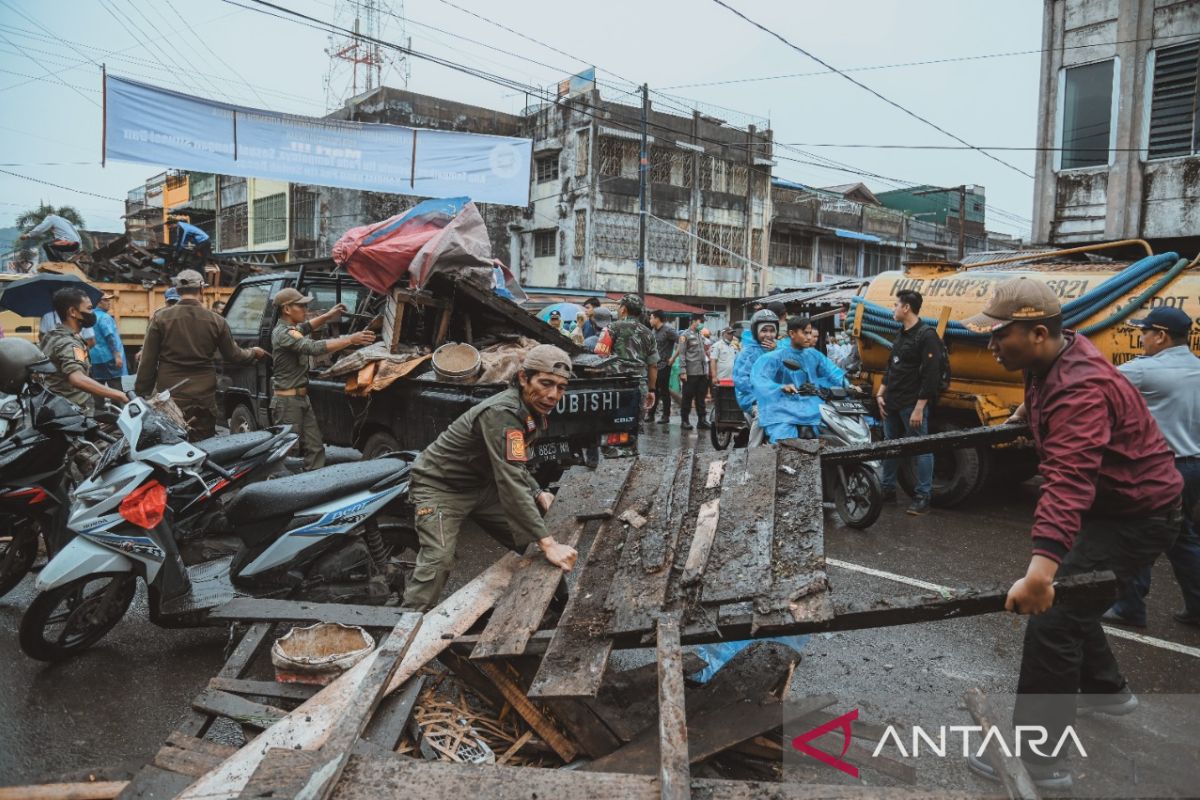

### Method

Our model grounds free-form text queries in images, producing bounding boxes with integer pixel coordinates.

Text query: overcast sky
[0,0,1044,237]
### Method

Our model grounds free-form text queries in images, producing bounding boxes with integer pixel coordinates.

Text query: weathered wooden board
[822,423,1029,465]
[753,440,832,632]
[964,688,1040,800]
[477,661,580,763]
[361,675,425,752]
[606,450,691,634]
[191,689,287,730]
[471,459,634,661]
[702,446,777,605]
[0,782,131,800]
[680,499,721,587]
[207,677,319,703]
[208,599,411,628]
[656,614,689,800]
[528,461,666,699]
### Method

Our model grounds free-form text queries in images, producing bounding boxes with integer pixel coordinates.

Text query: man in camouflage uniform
[137,270,266,441]
[40,287,128,413]
[607,294,658,412]
[402,345,580,611]
[271,288,375,470]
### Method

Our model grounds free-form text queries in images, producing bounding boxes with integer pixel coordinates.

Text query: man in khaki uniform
[271,288,375,470]
[40,287,128,412]
[136,270,266,441]
[402,345,580,611]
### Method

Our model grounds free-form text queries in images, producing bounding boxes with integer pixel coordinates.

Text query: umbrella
[539,302,586,326]
[0,274,103,317]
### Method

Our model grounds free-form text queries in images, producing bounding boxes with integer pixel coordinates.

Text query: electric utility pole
[638,83,649,304]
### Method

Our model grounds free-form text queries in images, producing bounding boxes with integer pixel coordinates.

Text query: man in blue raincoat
[733,309,779,446]
[751,316,846,443]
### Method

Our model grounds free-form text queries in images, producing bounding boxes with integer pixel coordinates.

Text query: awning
[605,292,707,315]
[833,228,881,243]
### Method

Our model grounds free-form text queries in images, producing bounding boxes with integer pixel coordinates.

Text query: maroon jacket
[1025,332,1182,563]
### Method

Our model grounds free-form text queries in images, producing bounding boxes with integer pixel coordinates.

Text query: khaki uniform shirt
[40,324,91,409]
[271,321,325,391]
[410,386,547,547]
[135,299,255,403]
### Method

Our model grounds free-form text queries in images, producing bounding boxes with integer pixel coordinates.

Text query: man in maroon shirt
[962,277,1182,789]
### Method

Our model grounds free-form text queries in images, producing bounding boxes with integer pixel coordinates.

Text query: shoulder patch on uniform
[72,347,87,362]
[288,329,303,339]
[416,506,435,517]
[505,428,527,462]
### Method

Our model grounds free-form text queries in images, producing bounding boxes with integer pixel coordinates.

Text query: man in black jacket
[875,289,941,515]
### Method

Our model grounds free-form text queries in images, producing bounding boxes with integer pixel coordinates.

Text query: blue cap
[1129,307,1193,336]
[165,287,181,302]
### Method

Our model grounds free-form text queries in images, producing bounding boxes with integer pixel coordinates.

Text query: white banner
[104,75,532,206]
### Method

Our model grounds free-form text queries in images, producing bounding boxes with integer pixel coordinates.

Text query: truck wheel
[897,420,987,508]
[362,430,400,460]
[229,404,257,434]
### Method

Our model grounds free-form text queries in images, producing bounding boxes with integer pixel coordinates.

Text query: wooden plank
[361,675,425,752]
[207,677,319,703]
[153,746,224,779]
[165,732,240,761]
[607,451,691,634]
[964,688,1041,800]
[541,697,623,759]
[0,783,129,800]
[178,553,523,800]
[115,766,192,800]
[822,423,1030,466]
[702,446,777,605]
[656,615,689,800]
[680,499,721,586]
[191,689,287,730]
[175,623,275,739]
[528,461,664,699]
[238,613,422,800]
[476,661,580,762]
[470,459,634,660]
[754,440,831,633]
[208,599,410,628]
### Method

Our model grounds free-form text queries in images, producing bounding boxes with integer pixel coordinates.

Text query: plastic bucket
[432,342,482,383]
[271,622,375,685]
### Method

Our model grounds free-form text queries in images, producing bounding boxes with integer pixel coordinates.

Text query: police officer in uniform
[136,270,266,440]
[607,294,658,413]
[402,344,580,611]
[40,287,128,412]
[271,288,375,470]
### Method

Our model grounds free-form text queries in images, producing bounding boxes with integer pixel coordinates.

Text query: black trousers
[679,374,710,425]
[43,240,80,262]
[649,365,672,419]
[1013,504,1180,765]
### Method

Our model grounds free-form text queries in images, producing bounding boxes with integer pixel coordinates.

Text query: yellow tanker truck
[847,240,1200,507]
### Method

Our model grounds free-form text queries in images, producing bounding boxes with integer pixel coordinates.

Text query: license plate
[531,439,572,463]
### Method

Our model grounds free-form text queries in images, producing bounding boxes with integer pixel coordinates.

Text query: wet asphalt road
[2,421,1199,793]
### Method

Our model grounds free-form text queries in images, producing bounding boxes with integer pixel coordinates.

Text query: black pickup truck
[214,265,640,481]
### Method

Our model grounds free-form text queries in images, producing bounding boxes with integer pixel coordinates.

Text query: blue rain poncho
[751,343,846,441]
[733,339,773,413]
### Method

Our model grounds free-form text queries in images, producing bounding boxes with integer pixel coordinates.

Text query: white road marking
[826,557,1200,660]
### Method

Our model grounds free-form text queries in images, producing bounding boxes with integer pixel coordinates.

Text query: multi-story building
[1031,0,1200,252]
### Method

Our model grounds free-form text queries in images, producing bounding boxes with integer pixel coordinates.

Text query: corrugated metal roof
[750,279,868,307]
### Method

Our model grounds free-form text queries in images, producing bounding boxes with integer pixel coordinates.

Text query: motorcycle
[20,394,411,661]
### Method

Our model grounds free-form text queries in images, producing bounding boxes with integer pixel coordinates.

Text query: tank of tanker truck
[847,243,1199,507]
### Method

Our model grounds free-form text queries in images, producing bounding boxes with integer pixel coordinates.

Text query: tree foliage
[15,203,86,231]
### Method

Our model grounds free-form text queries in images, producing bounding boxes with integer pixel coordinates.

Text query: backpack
[921,326,952,395]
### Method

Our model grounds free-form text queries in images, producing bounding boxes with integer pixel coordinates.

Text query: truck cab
[216,266,641,482]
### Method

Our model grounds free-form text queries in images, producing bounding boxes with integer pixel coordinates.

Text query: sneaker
[881,489,897,503]
[1078,683,1138,716]
[1101,607,1146,628]
[967,751,1073,790]
[905,496,930,516]
[1173,611,1200,628]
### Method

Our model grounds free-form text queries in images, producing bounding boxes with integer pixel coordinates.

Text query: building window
[253,193,287,245]
[219,202,248,251]
[535,154,560,183]
[1147,40,1200,160]
[533,229,556,258]
[573,210,586,259]
[598,137,639,179]
[1060,59,1115,169]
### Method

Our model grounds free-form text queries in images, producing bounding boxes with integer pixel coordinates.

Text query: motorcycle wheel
[20,572,137,661]
[709,413,732,450]
[0,517,40,597]
[834,464,883,530]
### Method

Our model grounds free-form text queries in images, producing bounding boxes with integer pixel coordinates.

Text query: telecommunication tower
[324,0,408,112]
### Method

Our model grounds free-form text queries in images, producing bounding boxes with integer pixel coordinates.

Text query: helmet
[0,339,56,394]
[750,309,780,342]
[618,293,643,314]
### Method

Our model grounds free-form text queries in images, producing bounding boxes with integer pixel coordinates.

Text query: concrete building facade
[1031,0,1200,251]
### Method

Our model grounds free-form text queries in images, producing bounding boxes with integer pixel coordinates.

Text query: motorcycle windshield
[136,412,188,452]
[91,436,129,476]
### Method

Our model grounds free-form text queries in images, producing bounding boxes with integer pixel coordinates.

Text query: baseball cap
[522,344,573,379]
[592,306,613,327]
[165,287,180,302]
[273,287,314,308]
[174,269,206,288]
[100,291,116,301]
[1129,307,1193,336]
[963,277,1061,333]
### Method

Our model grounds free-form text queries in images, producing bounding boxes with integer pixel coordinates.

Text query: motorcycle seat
[195,431,274,466]
[226,459,406,524]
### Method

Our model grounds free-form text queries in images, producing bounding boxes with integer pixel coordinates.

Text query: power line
[131,0,239,105]
[96,0,207,98]
[777,142,1149,152]
[0,29,100,107]
[709,0,1035,180]
[165,0,275,110]
[0,168,124,201]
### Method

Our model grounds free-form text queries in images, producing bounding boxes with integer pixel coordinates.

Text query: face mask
[80,311,97,327]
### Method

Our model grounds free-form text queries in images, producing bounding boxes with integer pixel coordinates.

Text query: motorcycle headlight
[74,484,122,503]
